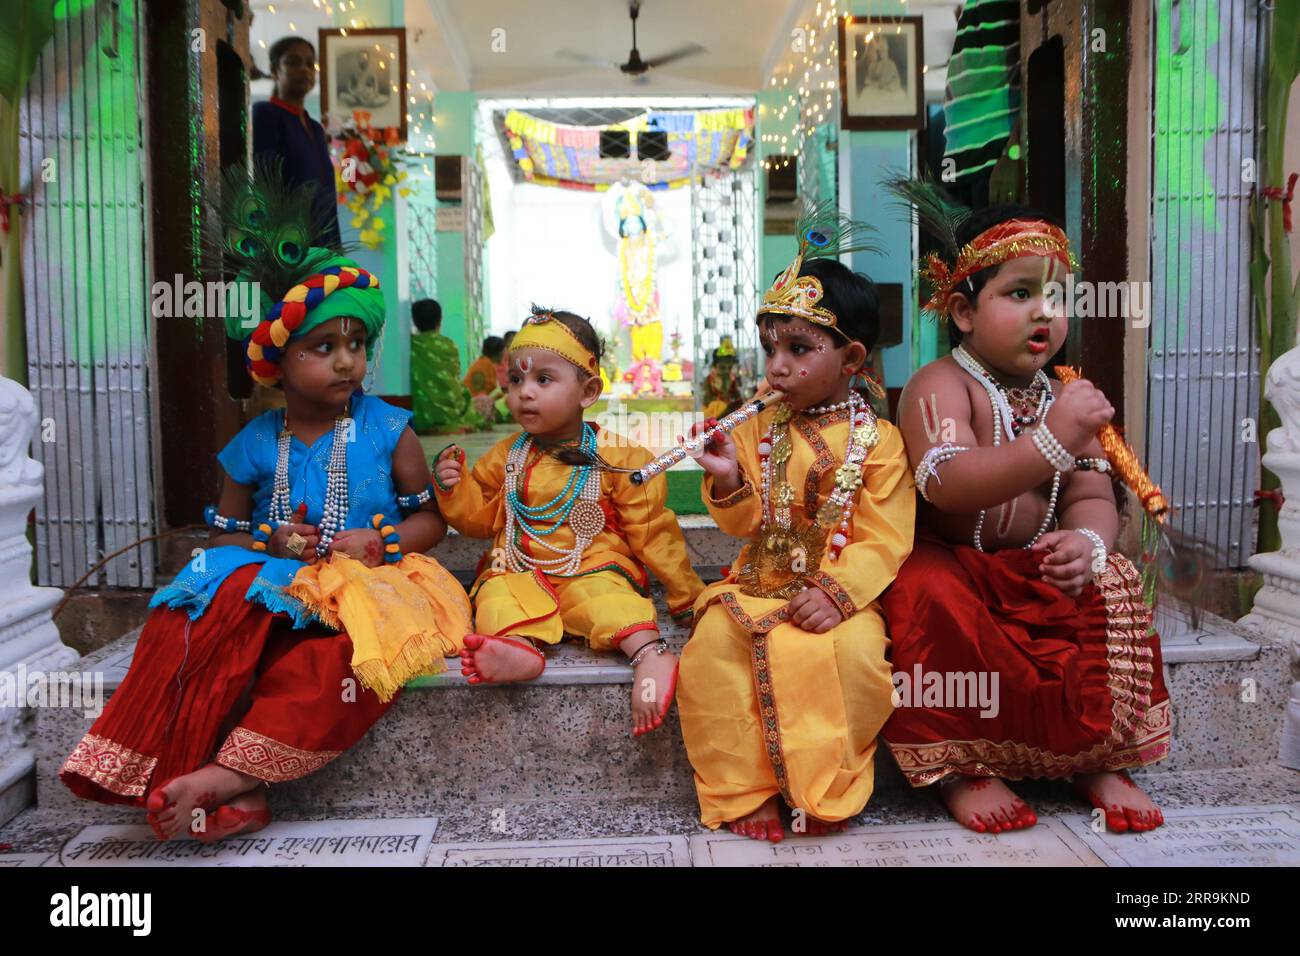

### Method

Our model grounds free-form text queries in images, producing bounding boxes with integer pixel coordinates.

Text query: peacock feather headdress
[214,158,385,387]
[759,199,882,339]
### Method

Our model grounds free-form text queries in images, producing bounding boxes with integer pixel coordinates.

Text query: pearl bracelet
[1074,527,1108,576]
[204,505,251,534]
[1032,423,1075,472]
[397,483,435,513]
[914,443,971,503]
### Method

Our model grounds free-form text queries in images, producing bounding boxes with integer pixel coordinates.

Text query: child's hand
[435,446,463,489]
[788,586,844,633]
[1031,530,1095,596]
[270,522,319,564]
[328,528,386,568]
[1044,379,1114,454]
[690,419,739,482]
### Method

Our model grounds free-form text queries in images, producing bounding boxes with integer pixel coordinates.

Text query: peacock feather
[794,198,882,261]
[880,172,970,260]
[211,157,347,302]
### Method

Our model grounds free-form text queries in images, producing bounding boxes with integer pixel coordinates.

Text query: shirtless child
[881,203,1172,835]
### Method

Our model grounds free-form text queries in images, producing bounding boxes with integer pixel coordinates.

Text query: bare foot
[1074,771,1164,833]
[727,795,784,843]
[801,815,850,836]
[938,775,1038,834]
[460,633,545,684]
[627,639,679,737]
[144,764,260,841]
[195,789,272,844]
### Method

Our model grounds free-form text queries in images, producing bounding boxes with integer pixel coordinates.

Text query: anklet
[628,639,668,668]
[204,505,251,534]
[371,514,402,563]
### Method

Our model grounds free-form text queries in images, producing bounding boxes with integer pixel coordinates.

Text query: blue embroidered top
[150,394,413,625]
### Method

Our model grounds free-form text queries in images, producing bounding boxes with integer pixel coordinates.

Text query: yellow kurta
[436,428,704,650]
[678,403,916,826]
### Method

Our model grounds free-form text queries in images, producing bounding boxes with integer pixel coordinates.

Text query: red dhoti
[880,533,1172,787]
[61,563,396,806]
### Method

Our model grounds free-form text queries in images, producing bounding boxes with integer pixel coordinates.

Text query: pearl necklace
[802,397,855,416]
[952,345,1059,551]
[503,424,606,575]
[271,404,352,557]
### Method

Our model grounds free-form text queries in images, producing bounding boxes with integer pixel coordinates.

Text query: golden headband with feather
[758,200,881,339]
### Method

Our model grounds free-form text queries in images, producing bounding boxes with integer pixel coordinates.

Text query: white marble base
[50,817,441,867]
[688,818,1103,867]
[1156,606,1262,664]
[426,835,691,867]
[1060,804,1300,867]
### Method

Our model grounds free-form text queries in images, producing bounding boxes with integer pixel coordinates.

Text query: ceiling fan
[556,1,706,81]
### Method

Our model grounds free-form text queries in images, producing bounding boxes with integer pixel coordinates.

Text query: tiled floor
[5,765,1299,867]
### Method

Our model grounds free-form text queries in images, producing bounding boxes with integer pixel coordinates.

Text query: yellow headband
[509,313,599,376]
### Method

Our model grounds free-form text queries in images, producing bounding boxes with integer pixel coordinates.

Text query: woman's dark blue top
[252,97,341,246]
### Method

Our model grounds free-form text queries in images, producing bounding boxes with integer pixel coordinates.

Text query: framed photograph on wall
[319,27,408,142]
[838,16,924,131]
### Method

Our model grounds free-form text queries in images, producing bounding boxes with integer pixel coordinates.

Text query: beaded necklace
[952,345,1059,550]
[739,393,877,600]
[503,423,606,575]
[271,401,352,557]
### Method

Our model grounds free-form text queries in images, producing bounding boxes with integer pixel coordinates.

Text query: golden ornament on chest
[738,522,827,600]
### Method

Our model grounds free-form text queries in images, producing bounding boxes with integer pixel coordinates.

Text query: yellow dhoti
[629,320,663,362]
[473,570,659,652]
[679,598,896,826]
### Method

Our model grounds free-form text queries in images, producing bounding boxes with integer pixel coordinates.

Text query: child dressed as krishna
[60,164,471,841]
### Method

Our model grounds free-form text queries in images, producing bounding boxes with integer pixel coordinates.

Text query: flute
[629,390,786,485]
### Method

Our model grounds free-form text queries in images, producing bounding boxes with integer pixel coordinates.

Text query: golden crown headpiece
[758,200,880,339]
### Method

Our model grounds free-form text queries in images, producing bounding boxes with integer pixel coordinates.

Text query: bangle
[204,505,251,534]
[1032,423,1075,472]
[371,513,402,563]
[628,638,668,668]
[1074,528,1108,576]
[397,483,435,513]
[1075,457,1112,473]
[914,443,971,503]
[432,445,465,494]
[251,522,273,552]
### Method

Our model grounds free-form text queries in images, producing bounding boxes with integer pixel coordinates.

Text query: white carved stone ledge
[1237,345,1300,771]
[0,376,77,826]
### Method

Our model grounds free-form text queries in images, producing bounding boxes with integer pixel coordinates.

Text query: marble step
[32,596,1287,824]
[8,765,1300,867]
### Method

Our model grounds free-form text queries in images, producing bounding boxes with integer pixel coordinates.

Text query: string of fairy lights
[759,0,917,173]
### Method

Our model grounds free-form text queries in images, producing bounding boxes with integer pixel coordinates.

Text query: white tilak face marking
[518,355,532,374]
[297,351,307,361]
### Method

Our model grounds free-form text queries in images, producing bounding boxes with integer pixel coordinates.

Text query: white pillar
[0,376,76,825]
[1238,346,1300,770]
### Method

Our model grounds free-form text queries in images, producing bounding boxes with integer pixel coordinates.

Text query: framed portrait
[838,16,924,131]
[319,27,408,142]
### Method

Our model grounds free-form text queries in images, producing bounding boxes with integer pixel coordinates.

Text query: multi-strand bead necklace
[267,404,353,558]
[502,423,606,575]
[951,344,1060,551]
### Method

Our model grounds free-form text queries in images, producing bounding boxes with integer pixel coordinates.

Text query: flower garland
[619,232,657,318]
[328,109,411,250]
